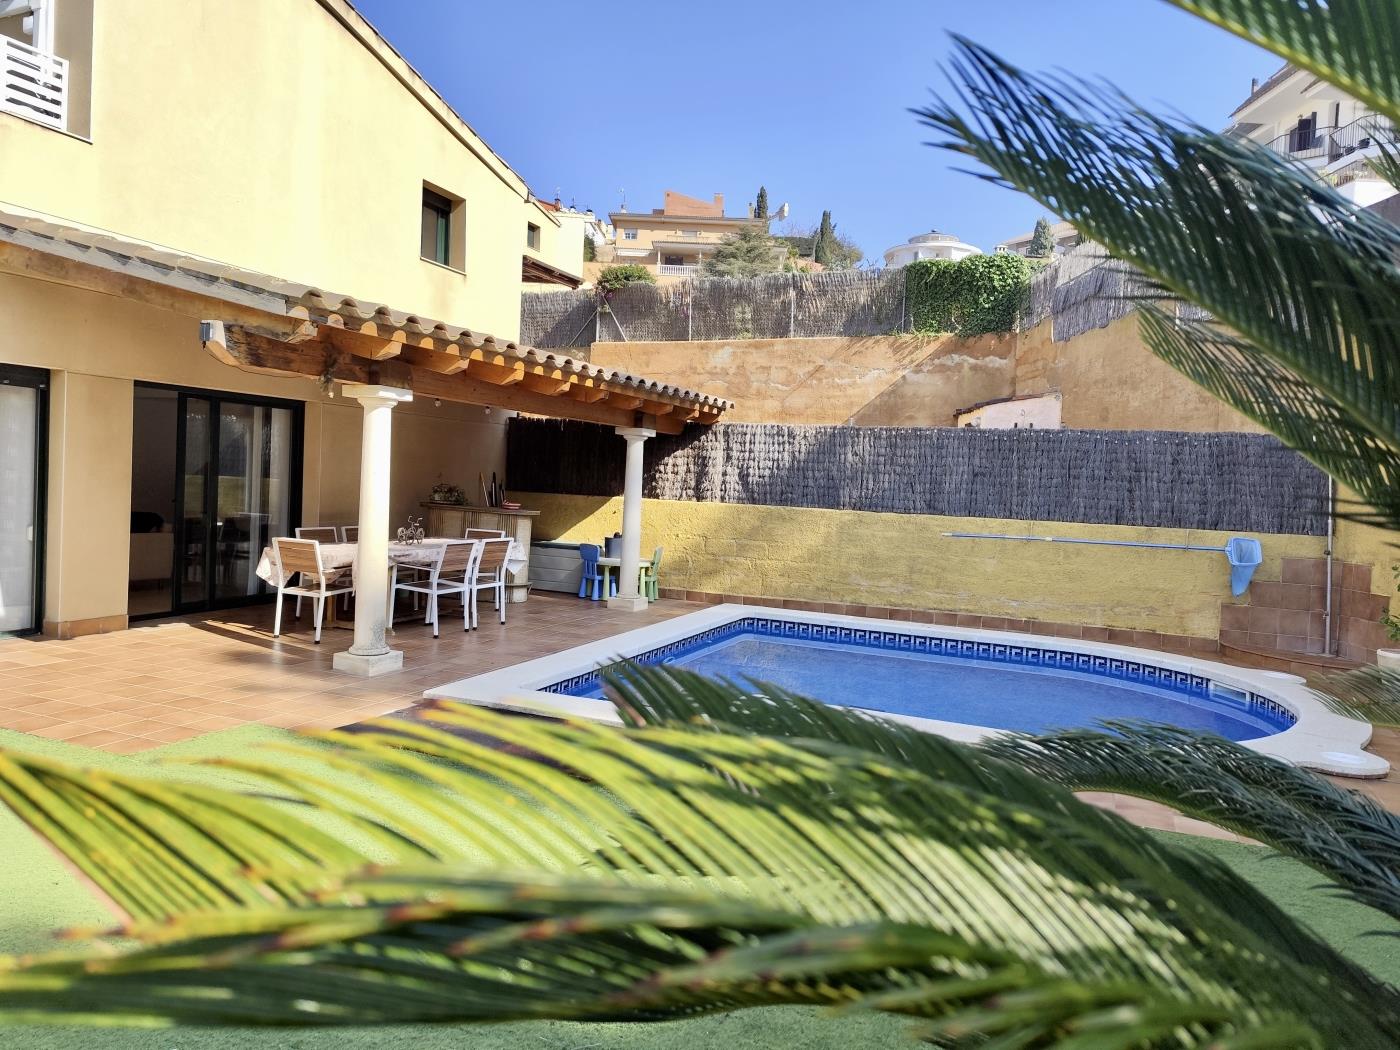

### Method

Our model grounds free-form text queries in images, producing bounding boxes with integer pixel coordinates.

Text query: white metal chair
[272,537,353,644]
[464,528,506,540]
[340,525,359,542]
[467,538,513,628]
[294,527,344,616]
[389,540,481,637]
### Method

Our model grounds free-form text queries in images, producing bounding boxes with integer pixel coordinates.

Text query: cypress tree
[1027,216,1055,258]
[755,186,769,219]
[814,210,836,265]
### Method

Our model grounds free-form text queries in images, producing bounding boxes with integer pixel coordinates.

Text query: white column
[333,384,413,676]
[607,426,655,612]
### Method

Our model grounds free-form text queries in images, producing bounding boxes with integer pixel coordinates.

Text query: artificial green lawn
[1,726,1397,1048]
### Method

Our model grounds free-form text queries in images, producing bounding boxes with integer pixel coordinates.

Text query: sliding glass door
[0,366,46,634]
[130,384,301,619]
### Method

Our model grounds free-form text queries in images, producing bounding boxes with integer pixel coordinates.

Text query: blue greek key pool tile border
[544,616,1296,728]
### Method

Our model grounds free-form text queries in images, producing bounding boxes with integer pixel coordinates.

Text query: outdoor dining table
[255,537,527,628]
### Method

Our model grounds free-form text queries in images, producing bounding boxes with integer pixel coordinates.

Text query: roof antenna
[618,187,627,212]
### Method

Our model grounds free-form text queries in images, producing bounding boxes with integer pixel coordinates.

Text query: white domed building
[883,230,981,268]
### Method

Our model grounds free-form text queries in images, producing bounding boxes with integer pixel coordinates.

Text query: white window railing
[1,36,68,131]
[658,264,700,276]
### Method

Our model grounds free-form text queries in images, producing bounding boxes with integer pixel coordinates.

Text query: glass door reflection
[132,385,300,619]
[214,402,294,602]
[176,396,211,611]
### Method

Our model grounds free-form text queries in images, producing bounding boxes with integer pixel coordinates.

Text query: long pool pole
[940,531,1227,553]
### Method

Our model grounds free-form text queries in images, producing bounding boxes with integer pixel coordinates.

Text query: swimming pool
[426,605,1388,777]
[548,619,1292,741]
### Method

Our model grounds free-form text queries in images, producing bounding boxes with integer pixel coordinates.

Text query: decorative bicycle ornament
[396,516,426,545]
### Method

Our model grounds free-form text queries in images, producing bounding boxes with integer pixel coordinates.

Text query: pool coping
[423,605,1389,779]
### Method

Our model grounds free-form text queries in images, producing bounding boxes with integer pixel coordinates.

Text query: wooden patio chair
[464,528,506,540]
[389,540,481,638]
[467,537,513,628]
[295,527,346,616]
[271,537,353,644]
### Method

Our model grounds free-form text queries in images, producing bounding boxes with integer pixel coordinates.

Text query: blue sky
[352,0,1273,263]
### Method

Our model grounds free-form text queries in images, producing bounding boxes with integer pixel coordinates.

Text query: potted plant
[1379,564,1400,670]
[429,482,466,506]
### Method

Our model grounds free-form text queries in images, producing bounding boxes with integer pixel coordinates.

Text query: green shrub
[595,264,655,292]
[904,252,1031,335]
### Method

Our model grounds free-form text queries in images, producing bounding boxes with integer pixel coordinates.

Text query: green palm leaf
[0,696,1396,1045]
[608,664,1400,926]
[916,39,1400,526]
[1162,1,1400,124]
[1314,664,1400,727]
[985,723,1400,920]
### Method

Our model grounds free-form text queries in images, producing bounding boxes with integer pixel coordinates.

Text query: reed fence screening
[522,270,909,348]
[509,420,1327,536]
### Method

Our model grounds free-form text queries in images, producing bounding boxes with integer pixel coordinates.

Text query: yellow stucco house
[606,191,773,278]
[0,0,724,643]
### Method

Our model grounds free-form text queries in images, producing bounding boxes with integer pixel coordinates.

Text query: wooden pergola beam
[204,324,690,434]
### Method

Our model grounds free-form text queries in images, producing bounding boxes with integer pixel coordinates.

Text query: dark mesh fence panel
[509,419,1328,536]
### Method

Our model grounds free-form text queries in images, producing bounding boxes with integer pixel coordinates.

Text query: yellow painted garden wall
[521,493,1325,640]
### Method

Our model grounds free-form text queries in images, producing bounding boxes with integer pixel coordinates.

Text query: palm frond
[1137,306,1400,526]
[1365,135,1400,192]
[917,40,1400,527]
[609,664,1400,931]
[985,723,1400,920]
[0,749,369,919]
[1163,1,1400,124]
[1,697,1397,1044]
[1314,664,1400,727]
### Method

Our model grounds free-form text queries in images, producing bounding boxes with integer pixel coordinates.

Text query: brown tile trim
[1230,554,1392,661]
[42,615,129,640]
[1220,639,1361,673]
[664,588,1219,654]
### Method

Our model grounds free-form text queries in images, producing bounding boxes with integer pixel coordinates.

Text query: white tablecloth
[255,537,525,588]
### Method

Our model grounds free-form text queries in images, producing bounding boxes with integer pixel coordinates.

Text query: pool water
[565,631,1291,741]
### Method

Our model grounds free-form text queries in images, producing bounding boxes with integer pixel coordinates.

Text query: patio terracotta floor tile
[18,699,87,718]
[102,738,159,755]
[63,729,140,749]
[136,725,202,744]
[1,713,65,733]
[112,718,187,737]
[70,711,150,731]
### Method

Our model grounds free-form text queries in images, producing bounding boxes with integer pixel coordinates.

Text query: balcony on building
[0,0,71,132]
